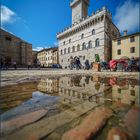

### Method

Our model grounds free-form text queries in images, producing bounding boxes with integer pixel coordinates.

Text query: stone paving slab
[0,101,99,140]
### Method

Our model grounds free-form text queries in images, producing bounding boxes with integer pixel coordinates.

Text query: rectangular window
[130,36,135,42]
[117,40,121,45]
[83,56,85,60]
[117,49,121,55]
[130,47,135,53]
[5,37,12,41]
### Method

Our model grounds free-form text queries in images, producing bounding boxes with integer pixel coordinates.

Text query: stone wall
[0,29,32,66]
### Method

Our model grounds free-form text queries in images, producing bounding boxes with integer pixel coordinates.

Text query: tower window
[72,46,75,52]
[82,42,86,50]
[88,41,92,48]
[95,39,100,47]
[81,34,84,39]
[92,29,95,35]
[68,47,70,53]
[77,45,80,51]
[64,48,66,54]
[69,39,71,43]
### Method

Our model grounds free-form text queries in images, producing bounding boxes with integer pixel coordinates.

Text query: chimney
[123,30,127,36]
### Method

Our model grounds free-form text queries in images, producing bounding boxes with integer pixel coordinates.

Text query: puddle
[0,75,139,140]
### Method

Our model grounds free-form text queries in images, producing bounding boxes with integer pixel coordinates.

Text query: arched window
[61,50,63,55]
[64,48,66,54]
[81,33,84,39]
[72,46,75,52]
[82,42,86,50]
[95,38,100,47]
[92,29,95,35]
[77,44,80,51]
[88,41,92,48]
[68,47,70,53]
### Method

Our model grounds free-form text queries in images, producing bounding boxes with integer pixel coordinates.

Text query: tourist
[13,61,17,70]
[28,61,32,69]
[76,57,81,70]
[69,56,74,70]
[127,57,136,71]
[0,58,4,69]
[137,58,140,71]
[37,59,41,69]
[84,59,90,70]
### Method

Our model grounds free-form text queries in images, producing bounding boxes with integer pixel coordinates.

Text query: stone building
[57,0,120,68]
[37,47,58,67]
[112,31,140,60]
[0,29,32,66]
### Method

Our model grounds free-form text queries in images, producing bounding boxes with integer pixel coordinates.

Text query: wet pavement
[0,75,139,140]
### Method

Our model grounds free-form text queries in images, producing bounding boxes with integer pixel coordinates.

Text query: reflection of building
[37,79,59,94]
[0,29,32,65]
[57,0,120,68]
[58,76,108,103]
[112,31,140,60]
[0,82,38,112]
[112,82,139,106]
[37,47,58,67]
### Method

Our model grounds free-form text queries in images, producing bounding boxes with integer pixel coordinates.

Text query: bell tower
[70,0,89,25]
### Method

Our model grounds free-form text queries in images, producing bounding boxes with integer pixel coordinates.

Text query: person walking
[13,61,17,70]
[0,58,4,69]
[76,57,81,70]
[37,59,41,70]
[85,59,90,70]
[28,61,32,69]
[69,56,74,70]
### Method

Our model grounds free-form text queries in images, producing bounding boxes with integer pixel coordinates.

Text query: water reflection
[0,75,139,140]
[0,76,139,114]
[0,82,38,113]
[37,78,59,94]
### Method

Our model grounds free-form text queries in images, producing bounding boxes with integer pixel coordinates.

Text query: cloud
[54,42,58,46]
[1,5,17,25]
[33,47,44,51]
[114,0,139,33]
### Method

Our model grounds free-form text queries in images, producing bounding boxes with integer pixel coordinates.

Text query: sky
[1,0,139,51]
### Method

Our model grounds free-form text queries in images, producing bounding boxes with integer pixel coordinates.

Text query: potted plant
[93,54,101,72]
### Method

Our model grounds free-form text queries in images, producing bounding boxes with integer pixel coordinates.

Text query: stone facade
[112,32,140,60]
[37,47,58,67]
[0,29,32,66]
[57,0,120,69]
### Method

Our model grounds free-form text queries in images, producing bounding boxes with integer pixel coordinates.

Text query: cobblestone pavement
[1,69,139,87]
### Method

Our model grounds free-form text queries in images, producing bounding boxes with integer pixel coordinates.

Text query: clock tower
[70,0,89,25]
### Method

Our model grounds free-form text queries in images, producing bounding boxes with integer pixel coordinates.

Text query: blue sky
[1,0,139,51]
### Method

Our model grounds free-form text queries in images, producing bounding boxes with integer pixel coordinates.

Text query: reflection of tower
[37,78,59,94]
[70,0,89,24]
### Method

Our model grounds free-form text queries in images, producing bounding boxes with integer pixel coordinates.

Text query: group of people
[0,58,42,70]
[69,56,91,70]
[100,57,140,72]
